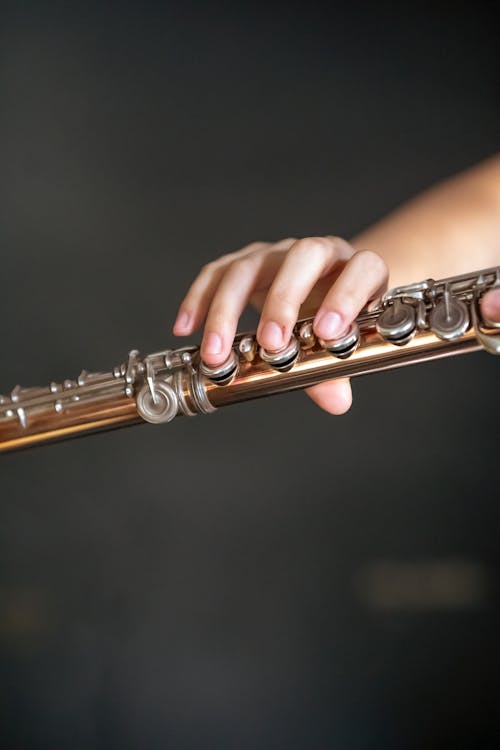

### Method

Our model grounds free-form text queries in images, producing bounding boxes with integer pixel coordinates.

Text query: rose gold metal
[0,396,141,453]
[205,324,485,408]
[1,265,498,453]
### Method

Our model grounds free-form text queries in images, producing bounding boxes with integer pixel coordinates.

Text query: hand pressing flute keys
[173,155,500,414]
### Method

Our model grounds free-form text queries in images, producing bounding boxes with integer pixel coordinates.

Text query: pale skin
[173,154,500,415]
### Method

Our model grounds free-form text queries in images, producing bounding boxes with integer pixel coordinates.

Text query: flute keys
[239,336,257,362]
[429,291,469,341]
[376,300,416,345]
[319,322,360,359]
[259,335,299,372]
[199,349,239,384]
[299,322,316,349]
[136,381,179,424]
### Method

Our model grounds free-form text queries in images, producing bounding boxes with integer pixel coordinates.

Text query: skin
[173,154,500,415]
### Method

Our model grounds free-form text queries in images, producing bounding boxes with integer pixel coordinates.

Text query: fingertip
[200,331,229,367]
[173,310,193,336]
[481,288,500,324]
[305,378,352,415]
[257,320,285,351]
[333,385,353,415]
[313,309,346,340]
[173,325,190,336]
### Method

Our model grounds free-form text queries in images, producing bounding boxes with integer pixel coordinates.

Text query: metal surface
[259,335,300,371]
[376,300,416,344]
[318,322,360,358]
[199,350,239,382]
[429,291,470,340]
[239,336,257,361]
[1,266,499,453]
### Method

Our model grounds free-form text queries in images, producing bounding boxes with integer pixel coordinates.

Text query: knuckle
[237,241,268,256]
[246,241,267,251]
[202,251,236,271]
[325,234,344,246]
[298,235,331,250]
[231,255,258,275]
[252,245,275,261]
[355,249,388,277]
[289,236,331,261]
[217,252,236,265]
[200,260,217,275]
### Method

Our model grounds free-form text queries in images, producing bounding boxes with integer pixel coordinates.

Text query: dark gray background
[1,1,499,748]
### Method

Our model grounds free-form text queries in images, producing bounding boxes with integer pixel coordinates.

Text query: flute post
[1,267,499,453]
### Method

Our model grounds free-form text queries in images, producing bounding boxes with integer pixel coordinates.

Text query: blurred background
[1,1,499,747]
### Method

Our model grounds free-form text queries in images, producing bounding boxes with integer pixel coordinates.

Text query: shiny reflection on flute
[1,267,499,453]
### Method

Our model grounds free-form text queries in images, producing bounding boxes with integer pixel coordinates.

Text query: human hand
[480,287,500,326]
[173,236,388,415]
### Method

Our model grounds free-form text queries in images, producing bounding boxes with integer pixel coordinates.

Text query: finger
[305,378,353,415]
[173,242,269,336]
[200,250,285,366]
[200,243,297,365]
[173,262,230,336]
[257,237,354,351]
[480,288,500,325]
[313,250,388,340]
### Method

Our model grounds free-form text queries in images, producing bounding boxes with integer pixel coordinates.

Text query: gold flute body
[1,267,499,453]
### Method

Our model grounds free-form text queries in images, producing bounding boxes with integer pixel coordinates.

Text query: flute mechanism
[1,267,499,453]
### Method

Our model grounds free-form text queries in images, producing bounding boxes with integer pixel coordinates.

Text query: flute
[1,267,499,453]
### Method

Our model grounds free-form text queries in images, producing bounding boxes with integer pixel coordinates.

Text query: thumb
[480,288,500,326]
[305,378,352,415]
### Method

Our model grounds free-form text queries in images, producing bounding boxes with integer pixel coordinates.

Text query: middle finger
[257,236,354,351]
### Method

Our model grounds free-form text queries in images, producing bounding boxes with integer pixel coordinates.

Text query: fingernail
[260,321,283,350]
[174,311,191,332]
[203,332,223,355]
[314,310,343,340]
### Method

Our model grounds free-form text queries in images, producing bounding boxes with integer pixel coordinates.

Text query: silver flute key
[0,266,499,453]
